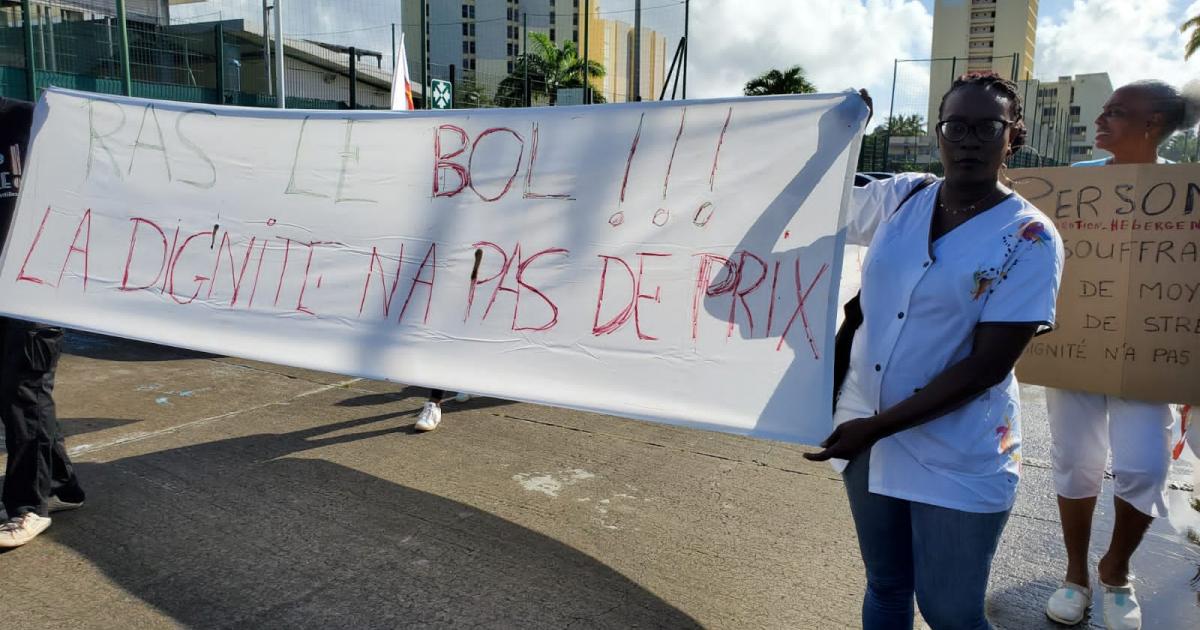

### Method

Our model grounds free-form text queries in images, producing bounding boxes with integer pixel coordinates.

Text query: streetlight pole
[20,0,35,99]
[273,0,285,108]
[116,0,132,96]
[523,12,530,107]
[632,0,641,101]
[262,0,272,96]
[420,0,428,108]
[682,0,689,99]
[583,0,590,103]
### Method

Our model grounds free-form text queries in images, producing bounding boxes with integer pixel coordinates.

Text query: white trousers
[1045,388,1175,517]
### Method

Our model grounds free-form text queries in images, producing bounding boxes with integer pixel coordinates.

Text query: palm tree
[496,32,606,106]
[743,66,817,96]
[884,114,926,137]
[1183,15,1200,59]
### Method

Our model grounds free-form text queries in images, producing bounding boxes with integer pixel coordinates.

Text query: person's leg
[910,502,1011,630]
[42,340,84,506]
[1098,398,1173,586]
[415,389,446,432]
[1046,387,1109,589]
[1,322,71,519]
[842,454,915,630]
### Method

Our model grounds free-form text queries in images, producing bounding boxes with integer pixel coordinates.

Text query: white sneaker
[414,402,442,432]
[453,392,472,403]
[1099,579,1141,630]
[1046,581,1091,625]
[0,513,52,548]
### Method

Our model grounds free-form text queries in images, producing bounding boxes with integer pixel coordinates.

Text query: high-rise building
[403,0,668,106]
[580,2,668,103]
[1018,73,1114,163]
[928,0,1037,126]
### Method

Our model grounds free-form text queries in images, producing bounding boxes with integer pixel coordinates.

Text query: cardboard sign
[1011,164,1200,404]
[0,88,869,444]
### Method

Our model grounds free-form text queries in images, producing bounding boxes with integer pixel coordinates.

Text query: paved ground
[0,331,1197,629]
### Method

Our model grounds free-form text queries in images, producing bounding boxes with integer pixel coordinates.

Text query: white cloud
[1034,0,1199,89]
[687,0,933,111]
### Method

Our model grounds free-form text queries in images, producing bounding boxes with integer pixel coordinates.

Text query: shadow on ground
[41,413,699,629]
[63,330,216,362]
[336,390,513,415]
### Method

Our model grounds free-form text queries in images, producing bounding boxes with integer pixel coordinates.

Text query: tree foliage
[496,32,606,106]
[1182,15,1200,60]
[743,66,817,96]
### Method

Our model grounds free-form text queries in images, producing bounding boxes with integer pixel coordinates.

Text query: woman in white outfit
[1044,80,1200,630]
[806,72,1064,630]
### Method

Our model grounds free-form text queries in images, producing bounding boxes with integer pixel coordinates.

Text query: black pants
[1,317,83,518]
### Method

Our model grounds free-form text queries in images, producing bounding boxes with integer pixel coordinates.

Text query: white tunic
[837,173,1065,513]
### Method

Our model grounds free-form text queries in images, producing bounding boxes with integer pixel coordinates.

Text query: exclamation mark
[709,107,733,192]
[662,107,687,200]
[610,113,646,227]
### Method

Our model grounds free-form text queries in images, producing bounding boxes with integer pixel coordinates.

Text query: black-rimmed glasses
[936,119,1013,142]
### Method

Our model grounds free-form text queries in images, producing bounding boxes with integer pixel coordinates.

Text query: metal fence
[0,1,683,112]
[858,54,1073,175]
[2,3,1139,175]
[0,1,404,109]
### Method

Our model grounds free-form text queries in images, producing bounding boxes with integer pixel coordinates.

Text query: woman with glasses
[1043,79,1200,630]
[804,72,1064,629]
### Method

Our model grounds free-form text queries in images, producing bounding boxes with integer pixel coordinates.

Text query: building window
[550,28,556,41]
[1043,107,1056,116]
[1069,105,1081,115]
[969,40,993,48]
[971,11,995,19]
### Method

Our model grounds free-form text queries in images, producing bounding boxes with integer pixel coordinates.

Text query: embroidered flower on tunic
[995,402,1021,464]
[1018,220,1051,244]
[971,270,997,300]
[970,220,1049,301]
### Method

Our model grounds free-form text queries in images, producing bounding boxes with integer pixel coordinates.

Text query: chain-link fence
[0,1,687,111]
[857,54,1077,175]
[0,1,417,108]
[2,3,1109,174]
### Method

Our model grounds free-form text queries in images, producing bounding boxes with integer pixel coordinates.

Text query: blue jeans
[843,454,1010,630]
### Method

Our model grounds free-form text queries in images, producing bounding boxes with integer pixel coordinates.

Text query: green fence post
[116,0,132,96]
[214,22,225,104]
[21,0,35,100]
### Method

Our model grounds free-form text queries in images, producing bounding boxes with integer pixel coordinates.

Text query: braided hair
[937,71,1028,152]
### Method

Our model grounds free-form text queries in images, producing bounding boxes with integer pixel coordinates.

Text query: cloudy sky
[173,0,1199,119]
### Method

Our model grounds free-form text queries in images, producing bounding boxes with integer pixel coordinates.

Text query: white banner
[0,89,866,445]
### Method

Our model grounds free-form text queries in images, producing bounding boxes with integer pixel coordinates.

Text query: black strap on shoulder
[831,174,938,411]
[895,174,937,215]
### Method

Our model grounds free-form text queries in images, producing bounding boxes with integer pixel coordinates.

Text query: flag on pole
[391,33,416,111]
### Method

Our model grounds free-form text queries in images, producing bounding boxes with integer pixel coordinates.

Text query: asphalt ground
[0,331,1197,629]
